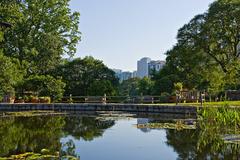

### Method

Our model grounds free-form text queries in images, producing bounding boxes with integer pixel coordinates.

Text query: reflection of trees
[166,124,240,159]
[166,129,198,159]
[0,116,65,157]
[0,115,115,158]
[64,116,115,141]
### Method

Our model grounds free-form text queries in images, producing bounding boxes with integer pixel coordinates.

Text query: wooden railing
[61,95,172,104]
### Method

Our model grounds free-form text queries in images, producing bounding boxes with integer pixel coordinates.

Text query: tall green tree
[153,0,240,95]
[138,77,153,95]
[55,57,119,96]
[0,0,80,98]
[1,0,81,75]
[0,53,22,99]
[118,78,140,96]
[0,26,23,99]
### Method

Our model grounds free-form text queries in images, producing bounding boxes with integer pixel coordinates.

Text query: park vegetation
[0,0,119,102]
[120,0,240,100]
[0,0,240,103]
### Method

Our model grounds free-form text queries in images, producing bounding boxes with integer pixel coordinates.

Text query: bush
[23,75,66,102]
[159,92,170,103]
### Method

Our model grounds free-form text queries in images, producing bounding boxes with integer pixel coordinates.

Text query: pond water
[0,112,239,160]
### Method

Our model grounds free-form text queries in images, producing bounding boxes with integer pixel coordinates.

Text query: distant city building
[148,60,165,73]
[137,57,151,78]
[132,71,137,78]
[112,69,134,82]
[112,57,165,81]
[137,57,165,78]
[112,69,122,80]
[121,72,133,81]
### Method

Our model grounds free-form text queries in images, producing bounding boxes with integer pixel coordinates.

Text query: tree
[88,80,117,96]
[0,53,22,100]
[138,77,153,95]
[55,57,119,96]
[22,75,66,101]
[118,78,140,96]
[152,0,240,95]
[0,0,80,99]
[201,0,240,74]
[1,0,81,75]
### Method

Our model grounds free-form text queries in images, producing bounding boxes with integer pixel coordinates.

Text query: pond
[0,112,239,160]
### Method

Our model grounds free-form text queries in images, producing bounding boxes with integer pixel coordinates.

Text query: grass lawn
[176,101,240,107]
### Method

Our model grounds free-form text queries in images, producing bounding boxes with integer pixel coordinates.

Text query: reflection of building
[137,118,151,133]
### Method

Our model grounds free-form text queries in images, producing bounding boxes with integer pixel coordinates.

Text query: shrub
[23,75,65,102]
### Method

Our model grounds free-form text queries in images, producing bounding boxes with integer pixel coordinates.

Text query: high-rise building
[132,71,137,78]
[121,72,133,81]
[113,57,165,81]
[112,69,122,80]
[112,69,134,82]
[148,60,166,73]
[137,57,151,78]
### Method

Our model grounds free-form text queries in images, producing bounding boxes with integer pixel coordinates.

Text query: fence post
[103,94,107,104]
[176,91,179,105]
[69,94,73,103]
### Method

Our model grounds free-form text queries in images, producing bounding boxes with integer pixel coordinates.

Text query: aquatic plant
[0,152,79,160]
[198,104,240,129]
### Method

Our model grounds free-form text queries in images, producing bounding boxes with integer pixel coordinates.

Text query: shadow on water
[0,111,239,159]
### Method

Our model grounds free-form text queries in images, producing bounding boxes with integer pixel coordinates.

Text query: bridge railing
[61,95,173,104]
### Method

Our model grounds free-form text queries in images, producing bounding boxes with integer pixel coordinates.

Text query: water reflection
[64,116,115,141]
[0,116,64,156]
[0,115,114,159]
[0,113,239,159]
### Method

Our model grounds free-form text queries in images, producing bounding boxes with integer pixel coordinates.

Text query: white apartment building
[137,57,151,78]
[136,58,165,78]
[148,60,166,73]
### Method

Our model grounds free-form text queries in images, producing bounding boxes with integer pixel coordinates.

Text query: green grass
[182,101,240,107]
[146,101,240,107]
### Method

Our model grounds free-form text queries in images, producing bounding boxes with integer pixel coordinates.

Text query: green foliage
[1,0,81,75]
[118,78,140,96]
[152,0,240,95]
[0,52,23,99]
[159,92,170,103]
[138,77,153,95]
[119,77,154,96]
[23,75,66,101]
[152,73,178,95]
[0,0,83,100]
[55,56,119,96]
[88,80,117,96]
[199,106,240,128]
[174,82,183,92]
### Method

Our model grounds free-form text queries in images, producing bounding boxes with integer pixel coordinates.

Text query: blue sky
[69,0,214,71]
